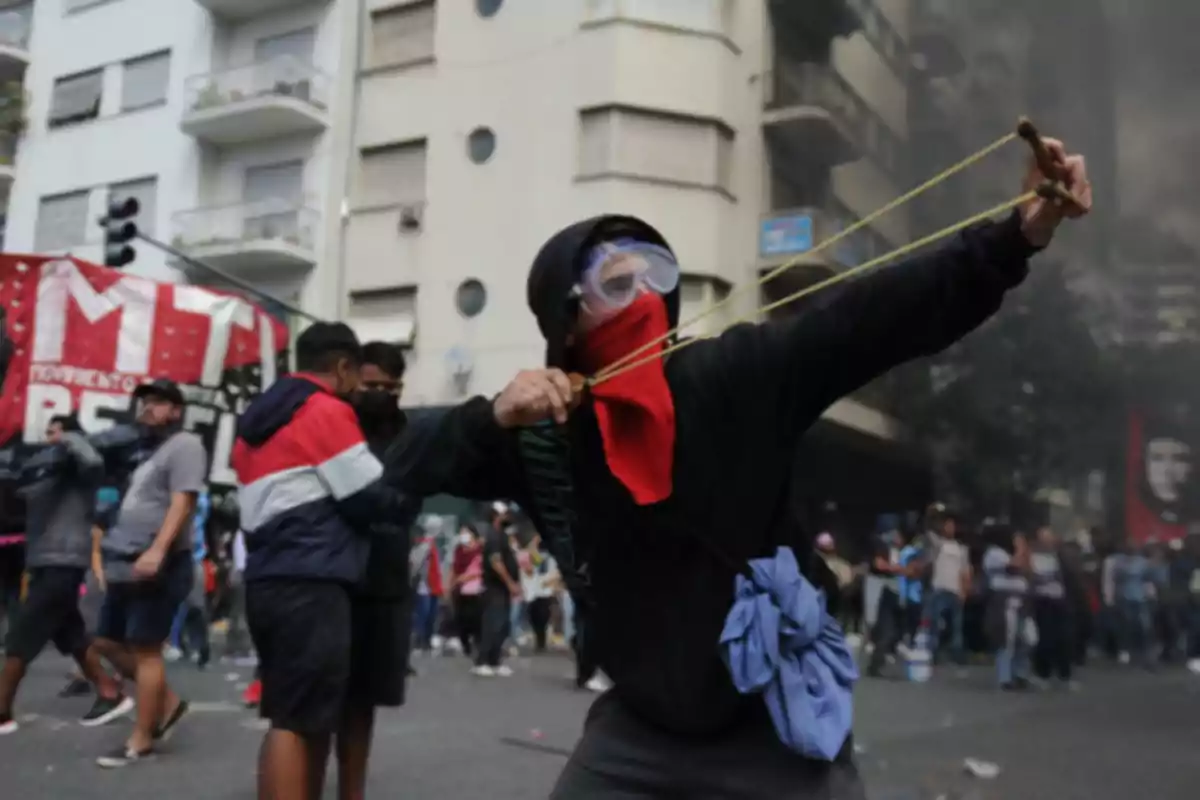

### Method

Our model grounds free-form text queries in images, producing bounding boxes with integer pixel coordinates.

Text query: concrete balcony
[195,0,318,19]
[910,0,966,77]
[171,199,319,279]
[181,56,330,146]
[762,62,862,170]
[0,132,16,185]
[0,3,31,79]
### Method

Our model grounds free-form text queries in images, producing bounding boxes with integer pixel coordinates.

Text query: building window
[243,161,304,204]
[48,69,103,128]
[347,288,417,347]
[34,190,90,252]
[455,279,487,318]
[121,51,170,112]
[475,0,503,18]
[466,127,496,164]
[578,106,734,193]
[109,177,158,238]
[255,27,317,63]
[369,1,436,70]
[586,0,731,36]
[354,140,427,208]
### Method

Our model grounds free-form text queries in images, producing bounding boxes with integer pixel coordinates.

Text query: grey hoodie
[20,432,103,570]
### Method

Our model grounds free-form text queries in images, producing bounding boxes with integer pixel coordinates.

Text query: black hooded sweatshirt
[389,211,1037,737]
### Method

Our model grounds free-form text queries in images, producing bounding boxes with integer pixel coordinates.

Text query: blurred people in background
[451,524,485,656]
[866,529,915,678]
[522,535,559,653]
[473,503,520,678]
[923,513,971,666]
[0,415,129,735]
[898,529,925,645]
[1029,527,1076,689]
[983,528,1032,690]
[1113,541,1156,668]
[410,524,445,655]
[166,489,211,669]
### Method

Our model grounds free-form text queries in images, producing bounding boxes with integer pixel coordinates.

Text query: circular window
[475,0,503,18]
[456,278,487,318]
[467,127,496,164]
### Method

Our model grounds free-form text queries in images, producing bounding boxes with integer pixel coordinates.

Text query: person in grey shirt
[92,380,208,769]
[0,415,131,736]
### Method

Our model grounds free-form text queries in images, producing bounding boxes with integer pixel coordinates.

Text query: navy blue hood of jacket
[526,214,680,370]
[237,376,321,447]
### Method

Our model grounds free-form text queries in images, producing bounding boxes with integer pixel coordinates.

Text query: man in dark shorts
[93,380,206,768]
[0,415,130,735]
[233,324,420,800]
[336,340,418,800]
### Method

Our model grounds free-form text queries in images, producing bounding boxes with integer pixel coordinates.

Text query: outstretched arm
[387,396,527,504]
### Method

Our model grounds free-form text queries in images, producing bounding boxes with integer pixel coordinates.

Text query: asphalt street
[2,649,1198,799]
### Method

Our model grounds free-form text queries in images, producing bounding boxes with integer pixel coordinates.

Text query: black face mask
[352,390,402,437]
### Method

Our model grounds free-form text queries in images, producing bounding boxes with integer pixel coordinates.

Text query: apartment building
[3,0,354,320]
[349,0,913,420]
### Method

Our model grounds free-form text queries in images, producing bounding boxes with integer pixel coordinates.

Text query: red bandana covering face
[576,292,676,505]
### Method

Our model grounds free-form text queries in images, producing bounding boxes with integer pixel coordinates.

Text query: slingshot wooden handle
[1016,117,1083,211]
[567,372,588,410]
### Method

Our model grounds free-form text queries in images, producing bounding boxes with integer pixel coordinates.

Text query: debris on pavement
[963,758,1001,779]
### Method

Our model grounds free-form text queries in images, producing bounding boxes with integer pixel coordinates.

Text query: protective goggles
[575,238,680,313]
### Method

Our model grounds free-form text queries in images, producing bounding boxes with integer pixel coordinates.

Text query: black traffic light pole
[134,232,323,324]
[99,194,322,325]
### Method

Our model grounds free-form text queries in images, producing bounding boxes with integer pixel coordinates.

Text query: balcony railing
[184,55,330,116]
[0,3,31,51]
[172,198,319,253]
[764,61,905,178]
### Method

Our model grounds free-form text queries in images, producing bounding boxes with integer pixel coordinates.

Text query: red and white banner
[0,255,290,490]
[1125,410,1196,544]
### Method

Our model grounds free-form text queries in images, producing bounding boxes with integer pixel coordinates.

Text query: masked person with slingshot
[389,131,1090,797]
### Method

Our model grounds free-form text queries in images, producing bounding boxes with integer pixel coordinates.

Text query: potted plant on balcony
[192,83,225,111]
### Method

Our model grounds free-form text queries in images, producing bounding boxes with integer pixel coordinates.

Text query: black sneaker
[58,677,93,698]
[80,694,135,728]
[96,744,153,769]
[154,700,190,742]
[0,713,18,736]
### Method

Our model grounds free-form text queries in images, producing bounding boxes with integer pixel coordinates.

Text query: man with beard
[390,141,1090,797]
[336,340,415,800]
[93,380,206,767]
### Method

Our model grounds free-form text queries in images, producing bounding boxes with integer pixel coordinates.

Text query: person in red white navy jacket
[231,322,420,800]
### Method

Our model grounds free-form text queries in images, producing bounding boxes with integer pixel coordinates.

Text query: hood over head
[526,215,679,369]
[236,376,323,447]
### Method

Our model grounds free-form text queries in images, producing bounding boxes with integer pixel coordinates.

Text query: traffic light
[101,196,140,268]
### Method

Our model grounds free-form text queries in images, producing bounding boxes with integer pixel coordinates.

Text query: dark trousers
[867,589,903,675]
[180,605,211,664]
[550,692,865,799]
[573,608,600,688]
[477,588,510,668]
[411,593,439,651]
[527,596,553,652]
[454,592,483,656]
[1032,596,1072,681]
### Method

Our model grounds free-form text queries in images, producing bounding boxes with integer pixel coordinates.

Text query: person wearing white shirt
[522,537,559,653]
[922,515,971,665]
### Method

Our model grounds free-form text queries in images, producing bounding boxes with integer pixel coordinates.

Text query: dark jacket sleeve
[708,211,1037,445]
[386,396,526,504]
